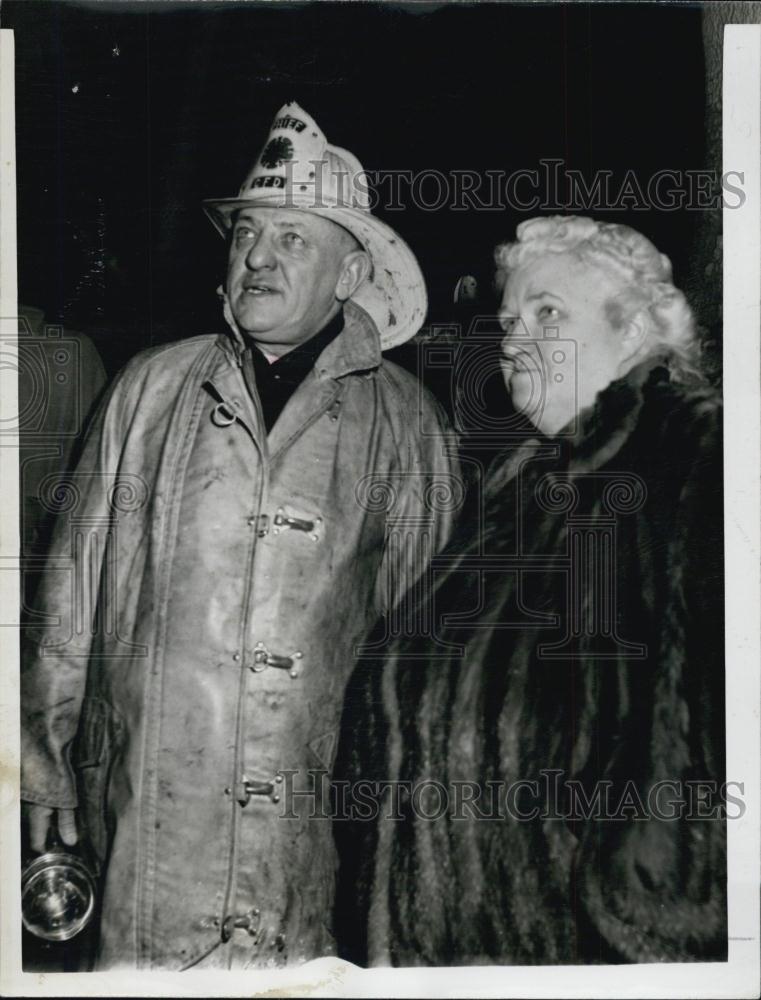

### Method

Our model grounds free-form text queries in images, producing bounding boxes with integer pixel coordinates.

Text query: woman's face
[498,252,630,435]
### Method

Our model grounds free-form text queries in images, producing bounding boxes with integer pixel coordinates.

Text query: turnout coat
[335,356,726,966]
[20,301,459,970]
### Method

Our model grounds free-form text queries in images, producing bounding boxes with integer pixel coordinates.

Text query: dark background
[3,0,709,381]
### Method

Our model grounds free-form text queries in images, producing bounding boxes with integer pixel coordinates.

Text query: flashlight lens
[21,853,96,942]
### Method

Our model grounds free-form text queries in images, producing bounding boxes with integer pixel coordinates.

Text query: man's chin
[230,306,282,336]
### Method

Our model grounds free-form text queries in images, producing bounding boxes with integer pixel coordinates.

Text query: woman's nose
[499,313,520,337]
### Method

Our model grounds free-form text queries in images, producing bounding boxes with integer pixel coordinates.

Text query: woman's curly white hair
[495,216,703,383]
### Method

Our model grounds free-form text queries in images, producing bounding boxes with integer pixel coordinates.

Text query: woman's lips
[501,351,545,385]
[501,351,527,371]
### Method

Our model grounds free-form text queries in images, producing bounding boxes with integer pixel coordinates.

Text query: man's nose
[245,231,276,270]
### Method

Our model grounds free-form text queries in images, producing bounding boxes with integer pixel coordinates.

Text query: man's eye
[537,305,560,321]
[234,227,255,244]
[283,232,305,249]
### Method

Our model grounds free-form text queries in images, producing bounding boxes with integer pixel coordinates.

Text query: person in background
[18,305,108,607]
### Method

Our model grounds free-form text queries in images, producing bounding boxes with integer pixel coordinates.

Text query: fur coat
[334,356,726,966]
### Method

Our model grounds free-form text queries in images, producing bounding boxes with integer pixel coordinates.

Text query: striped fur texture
[334,358,726,966]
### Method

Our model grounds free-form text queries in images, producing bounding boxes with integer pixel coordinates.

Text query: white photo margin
[0,19,758,1000]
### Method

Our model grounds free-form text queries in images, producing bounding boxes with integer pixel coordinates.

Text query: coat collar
[216,293,382,381]
[486,353,678,490]
[312,301,383,380]
[563,352,674,473]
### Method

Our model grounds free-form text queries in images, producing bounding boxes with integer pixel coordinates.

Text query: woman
[334,216,725,966]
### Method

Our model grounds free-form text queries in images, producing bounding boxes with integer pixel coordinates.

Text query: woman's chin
[506,380,537,422]
[513,395,575,437]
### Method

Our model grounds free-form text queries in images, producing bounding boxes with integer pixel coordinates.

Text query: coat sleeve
[374,386,462,616]
[20,363,137,809]
[578,394,727,962]
[336,380,461,964]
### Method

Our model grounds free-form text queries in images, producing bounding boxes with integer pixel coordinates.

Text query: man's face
[226,207,358,353]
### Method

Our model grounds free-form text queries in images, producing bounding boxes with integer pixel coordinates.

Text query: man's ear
[335,251,371,302]
[620,308,650,363]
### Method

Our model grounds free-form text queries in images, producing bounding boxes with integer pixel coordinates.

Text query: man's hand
[24,803,78,853]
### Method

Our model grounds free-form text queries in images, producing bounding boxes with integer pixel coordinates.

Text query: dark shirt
[245,310,344,432]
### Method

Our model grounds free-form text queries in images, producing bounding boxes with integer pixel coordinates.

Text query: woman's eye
[537,304,559,322]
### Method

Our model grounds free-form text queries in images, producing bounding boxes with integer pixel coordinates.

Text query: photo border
[0,16,758,999]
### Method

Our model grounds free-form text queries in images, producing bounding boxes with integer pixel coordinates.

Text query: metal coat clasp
[272,507,323,542]
[230,775,284,806]
[211,401,237,427]
[251,642,304,678]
